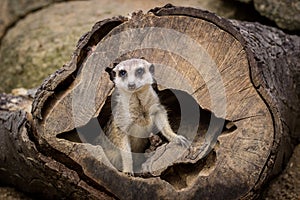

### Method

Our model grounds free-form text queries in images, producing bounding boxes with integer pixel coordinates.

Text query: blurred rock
[0,0,70,40]
[234,0,300,31]
[263,144,300,199]
[254,0,300,31]
[0,187,31,200]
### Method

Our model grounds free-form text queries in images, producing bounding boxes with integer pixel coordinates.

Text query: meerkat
[102,58,190,176]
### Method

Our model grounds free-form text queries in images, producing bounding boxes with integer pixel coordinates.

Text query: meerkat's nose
[128,82,136,90]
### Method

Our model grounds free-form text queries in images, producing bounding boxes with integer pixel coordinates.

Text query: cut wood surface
[1,5,299,200]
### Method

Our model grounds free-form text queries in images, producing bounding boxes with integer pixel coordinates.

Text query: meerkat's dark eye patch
[119,70,127,77]
[135,67,145,78]
[105,67,115,81]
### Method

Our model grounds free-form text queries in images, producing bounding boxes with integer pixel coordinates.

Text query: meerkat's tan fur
[104,58,189,175]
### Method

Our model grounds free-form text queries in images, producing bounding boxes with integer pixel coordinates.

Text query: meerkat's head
[112,58,154,93]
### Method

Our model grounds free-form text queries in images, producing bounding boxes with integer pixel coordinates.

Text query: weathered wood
[0,5,299,200]
[0,93,114,199]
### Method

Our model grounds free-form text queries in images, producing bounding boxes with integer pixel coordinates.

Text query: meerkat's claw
[174,135,191,149]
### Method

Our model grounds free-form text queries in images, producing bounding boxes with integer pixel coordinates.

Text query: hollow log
[1,5,299,200]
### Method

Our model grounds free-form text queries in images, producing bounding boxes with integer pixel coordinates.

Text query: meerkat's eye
[119,70,127,77]
[135,68,145,77]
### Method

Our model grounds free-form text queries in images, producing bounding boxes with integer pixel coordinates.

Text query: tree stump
[1,5,299,200]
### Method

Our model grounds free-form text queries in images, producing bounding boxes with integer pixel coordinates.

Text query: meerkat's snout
[128,82,136,90]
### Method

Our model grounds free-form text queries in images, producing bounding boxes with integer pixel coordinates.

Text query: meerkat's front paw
[124,171,134,177]
[123,166,134,177]
[173,135,191,149]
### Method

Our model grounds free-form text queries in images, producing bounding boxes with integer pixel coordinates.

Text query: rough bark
[0,93,114,199]
[0,5,299,200]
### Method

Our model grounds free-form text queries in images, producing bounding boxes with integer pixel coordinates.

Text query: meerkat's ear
[105,67,116,81]
[139,56,145,60]
[111,62,119,79]
[149,64,154,74]
[111,70,116,80]
[112,62,119,67]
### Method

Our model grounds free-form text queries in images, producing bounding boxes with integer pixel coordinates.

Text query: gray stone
[234,0,300,31]
[254,0,300,31]
[0,0,66,40]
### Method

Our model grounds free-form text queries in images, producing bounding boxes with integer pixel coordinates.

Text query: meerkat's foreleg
[120,135,134,176]
[153,105,190,148]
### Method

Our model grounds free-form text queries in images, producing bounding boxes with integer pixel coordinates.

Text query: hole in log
[160,150,216,190]
[57,87,237,181]
[56,128,82,143]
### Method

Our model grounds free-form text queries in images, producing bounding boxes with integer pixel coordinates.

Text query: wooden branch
[1,5,299,199]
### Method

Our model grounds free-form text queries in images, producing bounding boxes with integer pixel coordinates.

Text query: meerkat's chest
[114,91,158,133]
[125,102,156,136]
[129,104,152,126]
